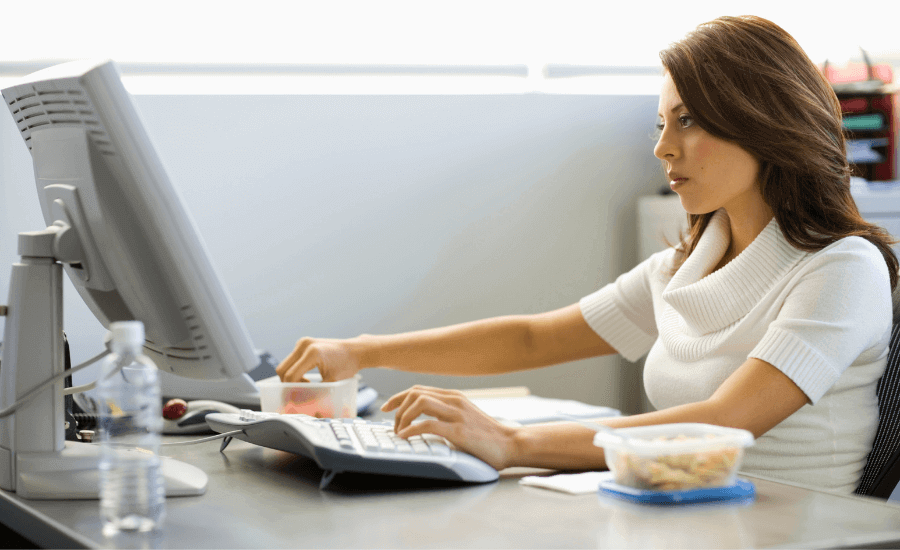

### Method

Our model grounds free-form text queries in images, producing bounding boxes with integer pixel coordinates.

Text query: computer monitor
[0,59,259,498]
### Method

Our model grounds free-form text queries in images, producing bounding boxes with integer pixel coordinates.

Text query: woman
[277,15,898,493]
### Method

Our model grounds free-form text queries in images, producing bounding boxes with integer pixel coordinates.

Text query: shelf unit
[827,61,898,182]
[840,91,898,181]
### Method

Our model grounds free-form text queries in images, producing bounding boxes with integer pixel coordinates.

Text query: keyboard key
[429,443,451,456]
[332,426,349,437]
[422,435,452,456]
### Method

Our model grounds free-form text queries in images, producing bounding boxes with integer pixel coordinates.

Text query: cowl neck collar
[659,209,807,359]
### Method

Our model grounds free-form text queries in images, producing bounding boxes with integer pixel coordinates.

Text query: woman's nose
[653,130,678,160]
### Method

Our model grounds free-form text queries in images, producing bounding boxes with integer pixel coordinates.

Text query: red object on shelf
[841,97,870,113]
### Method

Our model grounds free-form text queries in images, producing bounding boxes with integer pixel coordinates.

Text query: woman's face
[654,73,763,216]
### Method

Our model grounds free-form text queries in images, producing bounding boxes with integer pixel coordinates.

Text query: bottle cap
[109,321,145,348]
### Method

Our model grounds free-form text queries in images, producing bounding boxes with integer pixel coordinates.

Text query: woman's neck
[715,202,774,271]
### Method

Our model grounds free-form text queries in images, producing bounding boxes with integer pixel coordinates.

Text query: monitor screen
[1,59,258,387]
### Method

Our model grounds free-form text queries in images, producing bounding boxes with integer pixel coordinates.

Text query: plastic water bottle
[97,321,166,535]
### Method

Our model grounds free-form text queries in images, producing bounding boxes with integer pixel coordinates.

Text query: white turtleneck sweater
[579,208,892,493]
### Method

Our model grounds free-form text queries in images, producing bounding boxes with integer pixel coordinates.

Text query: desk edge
[0,489,98,549]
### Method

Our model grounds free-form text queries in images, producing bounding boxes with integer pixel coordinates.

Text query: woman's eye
[678,115,694,128]
[654,114,694,134]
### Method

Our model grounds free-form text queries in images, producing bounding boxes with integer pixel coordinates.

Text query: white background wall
[0,92,667,413]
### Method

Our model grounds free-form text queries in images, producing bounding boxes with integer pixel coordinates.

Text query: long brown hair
[660,15,898,289]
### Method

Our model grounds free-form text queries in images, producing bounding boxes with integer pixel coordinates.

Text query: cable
[159,430,243,447]
[61,349,114,396]
[2,348,239,447]
[102,430,243,447]
[72,349,112,372]
[0,349,111,419]
[62,380,99,396]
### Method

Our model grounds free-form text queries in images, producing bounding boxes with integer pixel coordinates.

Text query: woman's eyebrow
[657,103,685,117]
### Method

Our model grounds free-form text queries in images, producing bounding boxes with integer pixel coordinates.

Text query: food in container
[593,423,754,491]
[257,373,359,418]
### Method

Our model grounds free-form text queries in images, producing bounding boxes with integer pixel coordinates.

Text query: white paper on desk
[470,395,619,424]
[519,471,613,495]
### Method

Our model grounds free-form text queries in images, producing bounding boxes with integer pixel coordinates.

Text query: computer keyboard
[206,411,499,488]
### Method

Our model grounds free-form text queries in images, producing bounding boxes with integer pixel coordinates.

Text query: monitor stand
[0,226,208,499]
[16,442,207,499]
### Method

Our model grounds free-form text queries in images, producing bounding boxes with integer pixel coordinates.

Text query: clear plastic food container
[593,423,754,492]
[257,373,359,418]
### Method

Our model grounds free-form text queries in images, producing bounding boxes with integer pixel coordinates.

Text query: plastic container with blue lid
[593,423,754,493]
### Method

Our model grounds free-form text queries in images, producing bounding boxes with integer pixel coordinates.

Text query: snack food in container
[593,423,754,491]
[257,373,359,418]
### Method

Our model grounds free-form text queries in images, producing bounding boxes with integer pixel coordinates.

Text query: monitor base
[14,440,207,500]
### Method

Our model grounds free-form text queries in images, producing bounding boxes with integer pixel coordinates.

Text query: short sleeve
[749,237,892,403]
[579,249,671,362]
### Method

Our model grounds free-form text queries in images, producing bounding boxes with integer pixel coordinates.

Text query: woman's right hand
[276,336,368,382]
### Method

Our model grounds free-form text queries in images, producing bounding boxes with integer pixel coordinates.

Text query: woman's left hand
[380,385,519,471]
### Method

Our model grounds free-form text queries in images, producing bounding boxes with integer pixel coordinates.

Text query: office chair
[856,320,900,499]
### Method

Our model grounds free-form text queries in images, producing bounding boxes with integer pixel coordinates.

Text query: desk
[4,435,900,549]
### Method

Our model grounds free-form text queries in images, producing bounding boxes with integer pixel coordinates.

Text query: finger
[393,392,431,433]
[392,390,422,432]
[396,418,454,441]
[380,390,410,413]
[395,394,461,435]
[397,387,466,415]
[275,342,304,378]
[280,350,322,383]
[390,387,444,431]
[381,385,443,412]
[278,358,306,382]
[388,386,466,432]
[276,337,314,378]
[277,361,298,382]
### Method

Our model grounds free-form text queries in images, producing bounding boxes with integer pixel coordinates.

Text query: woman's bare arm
[384,356,809,471]
[277,303,617,382]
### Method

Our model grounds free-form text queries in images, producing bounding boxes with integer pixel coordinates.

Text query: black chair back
[856,323,900,498]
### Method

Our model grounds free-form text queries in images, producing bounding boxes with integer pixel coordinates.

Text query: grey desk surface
[4,434,900,549]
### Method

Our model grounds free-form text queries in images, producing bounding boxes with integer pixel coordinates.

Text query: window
[1,0,897,94]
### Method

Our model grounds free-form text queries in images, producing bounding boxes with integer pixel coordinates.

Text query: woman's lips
[670,177,688,190]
